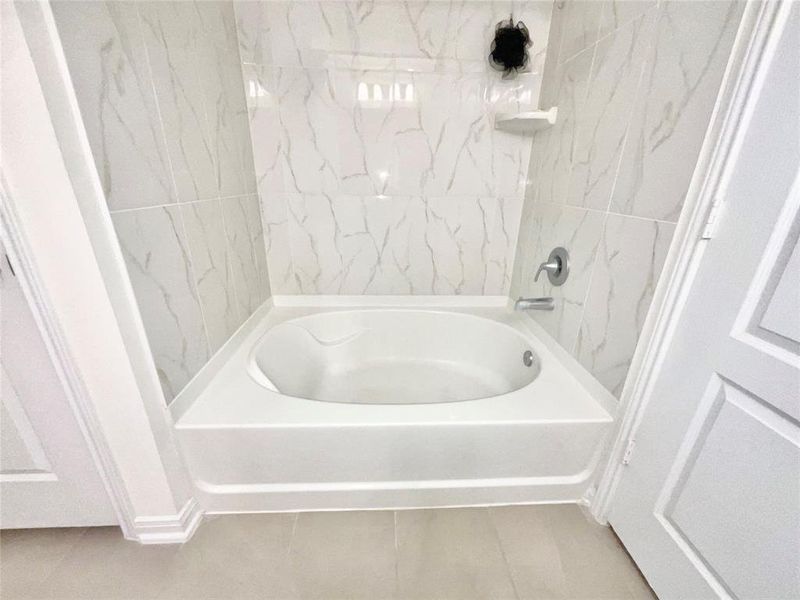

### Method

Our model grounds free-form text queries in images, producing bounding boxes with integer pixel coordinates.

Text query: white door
[0,242,116,528]
[608,4,800,599]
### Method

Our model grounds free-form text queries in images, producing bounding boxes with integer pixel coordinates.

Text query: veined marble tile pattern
[53,1,269,402]
[111,195,269,403]
[511,0,743,397]
[235,0,554,295]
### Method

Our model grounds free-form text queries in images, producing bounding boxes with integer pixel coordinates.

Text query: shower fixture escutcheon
[534,247,569,286]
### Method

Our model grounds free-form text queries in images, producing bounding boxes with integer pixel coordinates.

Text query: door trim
[591,0,788,522]
[0,186,135,535]
[2,0,200,542]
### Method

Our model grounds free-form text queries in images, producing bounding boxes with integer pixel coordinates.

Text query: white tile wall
[610,0,745,221]
[53,1,269,402]
[511,0,743,398]
[236,0,554,295]
[51,1,177,211]
[111,206,210,399]
[575,215,675,396]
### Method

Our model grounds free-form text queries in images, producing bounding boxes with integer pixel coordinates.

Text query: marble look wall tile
[233,1,273,67]
[223,195,271,314]
[259,192,296,295]
[285,194,425,295]
[180,200,243,353]
[566,10,654,210]
[138,2,218,203]
[538,1,567,109]
[235,1,552,74]
[576,215,675,397]
[424,196,504,295]
[536,47,594,205]
[517,204,605,351]
[597,0,657,40]
[485,196,525,295]
[195,2,255,200]
[238,1,553,296]
[557,1,603,63]
[245,66,340,195]
[512,0,739,400]
[139,1,255,202]
[111,207,209,401]
[509,198,538,300]
[57,1,267,404]
[610,0,744,221]
[245,66,532,200]
[52,1,176,210]
[281,194,514,295]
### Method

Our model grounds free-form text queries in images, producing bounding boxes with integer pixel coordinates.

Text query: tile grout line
[568,3,662,360]
[217,198,245,329]
[108,193,258,215]
[532,199,679,226]
[548,8,604,359]
[286,512,300,557]
[487,507,522,600]
[133,2,181,208]
[393,510,400,590]
[174,203,214,359]
[601,4,660,217]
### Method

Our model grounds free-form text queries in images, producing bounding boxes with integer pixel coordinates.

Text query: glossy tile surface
[111,207,210,400]
[511,0,742,398]
[610,1,743,221]
[0,506,655,600]
[575,215,675,398]
[515,204,605,352]
[236,0,554,295]
[53,2,268,403]
[51,1,177,211]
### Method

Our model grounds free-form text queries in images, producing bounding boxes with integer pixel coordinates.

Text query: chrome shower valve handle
[534,247,569,286]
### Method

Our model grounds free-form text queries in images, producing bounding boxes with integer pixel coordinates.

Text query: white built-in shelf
[495,107,558,134]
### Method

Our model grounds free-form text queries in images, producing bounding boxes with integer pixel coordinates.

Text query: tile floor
[0,505,655,600]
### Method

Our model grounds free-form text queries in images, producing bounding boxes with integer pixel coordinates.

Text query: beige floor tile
[157,513,298,600]
[288,510,396,600]
[0,527,86,599]
[624,567,657,600]
[544,505,650,600]
[395,507,517,600]
[0,506,655,600]
[33,526,181,600]
[490,505,569,599]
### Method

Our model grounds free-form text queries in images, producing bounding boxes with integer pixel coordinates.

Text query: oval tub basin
[249,310,540,404]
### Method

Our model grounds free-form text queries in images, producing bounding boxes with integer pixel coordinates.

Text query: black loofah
[489,16,532,78]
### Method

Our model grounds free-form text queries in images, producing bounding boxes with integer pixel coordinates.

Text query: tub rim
[170,299,618,428]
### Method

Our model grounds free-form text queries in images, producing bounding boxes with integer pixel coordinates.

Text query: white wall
[52,1,270,402]
[511,0,744,397]
[235,1,553,295]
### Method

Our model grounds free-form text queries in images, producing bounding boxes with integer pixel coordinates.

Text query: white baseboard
[128,497,204,544]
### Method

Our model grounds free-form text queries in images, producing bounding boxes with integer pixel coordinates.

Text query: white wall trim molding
[133,498,204,545]
[0,186,135,534]
[591,0,786,523]
[2,0,199,542]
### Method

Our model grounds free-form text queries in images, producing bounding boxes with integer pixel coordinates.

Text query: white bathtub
[172,300,616,513]
[249,310,541,404]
